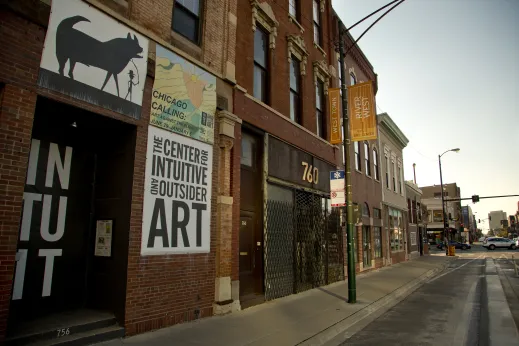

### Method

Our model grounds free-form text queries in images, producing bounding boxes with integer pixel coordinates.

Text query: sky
[334,0,519,231]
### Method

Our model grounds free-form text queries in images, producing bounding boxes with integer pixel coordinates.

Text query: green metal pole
[338,21,356,303]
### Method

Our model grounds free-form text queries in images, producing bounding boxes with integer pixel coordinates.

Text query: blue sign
[330,170,345,180]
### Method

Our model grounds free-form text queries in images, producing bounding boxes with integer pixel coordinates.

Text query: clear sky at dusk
[333,0,519,231]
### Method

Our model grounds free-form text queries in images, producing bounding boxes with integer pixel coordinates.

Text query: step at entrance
[6,309,124,346]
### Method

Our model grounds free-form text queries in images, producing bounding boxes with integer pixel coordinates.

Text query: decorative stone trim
[251,0,279,49]
[218,110,242,140]
[314,43,326,58]
[287,34,309,76]
[320,0,326,12]
[288,14,304,34]
[313,60,330,94]
[328,64,336,78]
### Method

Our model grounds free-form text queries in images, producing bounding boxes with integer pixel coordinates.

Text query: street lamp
[439,148,460,249]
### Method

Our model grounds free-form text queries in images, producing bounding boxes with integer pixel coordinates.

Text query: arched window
[373,149,379,180]
[362,202,370,217]
[364,142,371,176]
[350,72,357,86]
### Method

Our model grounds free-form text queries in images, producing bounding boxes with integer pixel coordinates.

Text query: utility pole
[338,20,356,304]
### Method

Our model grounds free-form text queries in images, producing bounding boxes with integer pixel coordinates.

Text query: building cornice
[378,113,409,148]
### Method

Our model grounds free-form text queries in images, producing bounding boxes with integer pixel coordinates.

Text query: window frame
[374,226,382,258]
[350,71,357,86]
[312,0,321,46]
[364,142,371,176]
[289,0,299,21]
[172,0,202,44]
[316,79,325,139]
[373,149,379,180]
[354,142,361,171]
[253,25,270,104]
[289,55,302,124]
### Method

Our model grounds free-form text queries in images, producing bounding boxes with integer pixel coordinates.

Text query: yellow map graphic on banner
[150,44,216,144]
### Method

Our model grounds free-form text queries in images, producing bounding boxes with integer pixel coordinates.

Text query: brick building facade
[0,0,240,343]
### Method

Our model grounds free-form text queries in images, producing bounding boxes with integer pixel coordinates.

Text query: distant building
[489,210,507,231]
[378,113,409,264]
[420,183,462,242]
[405,181,427,258]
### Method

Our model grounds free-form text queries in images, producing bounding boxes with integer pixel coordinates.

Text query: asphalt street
[338,247,519,346]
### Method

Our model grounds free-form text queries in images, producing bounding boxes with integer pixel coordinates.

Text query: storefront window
[374,226,382,258]
[390,208,404,252]
[433,210,443,222]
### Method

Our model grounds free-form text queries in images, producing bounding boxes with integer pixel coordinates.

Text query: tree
[487,229,495,236]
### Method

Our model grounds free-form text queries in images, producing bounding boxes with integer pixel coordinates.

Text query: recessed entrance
[7,97,136,344]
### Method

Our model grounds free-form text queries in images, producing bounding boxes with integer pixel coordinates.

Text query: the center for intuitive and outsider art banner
[37,0,149,119]
[150,45,216,144]
[141,125,213,255]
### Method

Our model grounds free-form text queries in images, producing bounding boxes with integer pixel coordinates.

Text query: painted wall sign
[150,45,216,144]
[13,139,73,300]
[37,0,149,119]
[142,126,213,255]
[268,137,334,193]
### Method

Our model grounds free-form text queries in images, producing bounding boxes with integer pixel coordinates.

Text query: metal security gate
[264,186,343,301]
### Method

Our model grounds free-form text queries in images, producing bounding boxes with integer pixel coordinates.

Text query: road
[336,246,519,346]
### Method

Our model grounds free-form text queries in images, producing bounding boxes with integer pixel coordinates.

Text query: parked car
[483,237,517,250]
[478,236,487,242]
[449,241,471,250]
[436,241,471,250]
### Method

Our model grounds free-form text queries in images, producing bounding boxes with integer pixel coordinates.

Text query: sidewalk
[99,256,453,346]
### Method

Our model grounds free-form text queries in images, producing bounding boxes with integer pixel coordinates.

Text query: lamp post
[439,148,460,252]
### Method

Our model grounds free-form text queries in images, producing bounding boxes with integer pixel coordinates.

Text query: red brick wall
[235,0,337,150]
[0,0,226,339]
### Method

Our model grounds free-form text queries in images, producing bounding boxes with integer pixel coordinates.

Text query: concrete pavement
[97,256,452,346]
[332,256,519,346]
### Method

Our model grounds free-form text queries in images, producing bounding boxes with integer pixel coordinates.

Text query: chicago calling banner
[348,81,377,141]
[328,88,342,144]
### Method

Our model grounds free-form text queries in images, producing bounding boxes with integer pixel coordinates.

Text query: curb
[297,259,452,346]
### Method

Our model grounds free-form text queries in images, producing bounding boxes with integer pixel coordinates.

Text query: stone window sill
[288,14,304,34]
[314,42,326,57]
[171,30,202,61]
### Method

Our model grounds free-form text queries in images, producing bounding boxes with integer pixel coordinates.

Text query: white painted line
[427,255,484,283]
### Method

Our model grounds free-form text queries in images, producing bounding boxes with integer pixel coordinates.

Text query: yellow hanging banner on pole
[328,88,342,144]
[348,81,377,141]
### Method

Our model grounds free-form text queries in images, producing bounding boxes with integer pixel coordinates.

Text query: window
[399,165,403,194]
[289,56,301,124]
[350,72,356,86]
[434,191,448,198]
[390,208,403,252]
[316,80,325,138]
[313,0,321,46]
[289,0,298,19]
[354,142,361,171]
[374,227,382,258]
[392,161,397,192]
[373,149,379,180]
[373,208,381,219]
[362,203,370,217]
[417,203,421,221]
[385,155,390,189]
[412,200,417,224]
[253,27,269,103]
[433,210,443,222]
[241,133,256,168]
[407,198,412,222]
[364,142,371,176]
[173,0,201,44]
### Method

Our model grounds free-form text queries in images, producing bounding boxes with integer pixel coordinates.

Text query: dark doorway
[363,226,372,268]
[8,97,135,336]
[239,130,264,305]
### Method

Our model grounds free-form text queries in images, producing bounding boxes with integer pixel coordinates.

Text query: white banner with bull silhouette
[38,0,149,119]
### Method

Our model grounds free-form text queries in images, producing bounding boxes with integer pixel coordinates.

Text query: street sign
[330,170,345,207]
